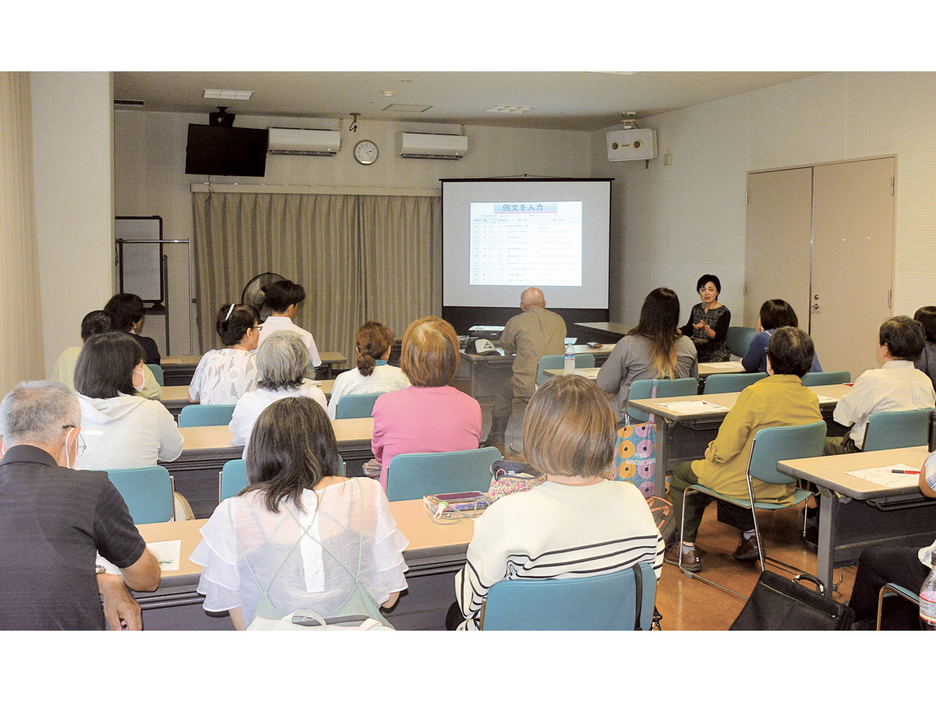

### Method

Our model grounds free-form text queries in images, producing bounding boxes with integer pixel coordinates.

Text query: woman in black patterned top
[679,274,731,362]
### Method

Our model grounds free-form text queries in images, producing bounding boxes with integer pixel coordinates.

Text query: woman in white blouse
[191,396,409,629]
[188,304,261,405]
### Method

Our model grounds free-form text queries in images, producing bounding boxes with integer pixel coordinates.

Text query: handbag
[729,571,855,631]
[487,459,545,502]
[612,380,659,498]
[248,610,391,632]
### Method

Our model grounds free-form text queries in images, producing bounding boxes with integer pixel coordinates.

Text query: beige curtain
[193,191,439,366]
[0,73,44,394]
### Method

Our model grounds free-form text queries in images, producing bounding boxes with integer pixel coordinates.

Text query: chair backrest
[727,326,758,358]
[103,466,174,524]
[219,457,348,502]
[703,372,768,395]
[627,377,699,423]
[801,370,851,387]
[335,392,383,419]
[746,421,828,485]
[146,363,164,386]
[386,446,502,502]
[179,403,237,427]
[863,408,933,452]
[480,562,657,630]
[535,353,596,387]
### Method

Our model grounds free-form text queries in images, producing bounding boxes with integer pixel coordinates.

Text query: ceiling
[112,72,822,132]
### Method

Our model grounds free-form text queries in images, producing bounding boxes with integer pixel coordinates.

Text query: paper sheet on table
[95,540,182,574]
[846,464,920,488]
[813,395,838,403]
[575,368,600,379]
[707,361,746,372]
[659,400,726,413]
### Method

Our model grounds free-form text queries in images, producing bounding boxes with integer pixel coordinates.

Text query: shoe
[665,543,701,573]
[481,435,504,449]
[734,533,760,561]
[803,525,819,550]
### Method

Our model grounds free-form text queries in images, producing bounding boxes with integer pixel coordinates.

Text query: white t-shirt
[188,348,260,405]
[229,379,328,454]
[326,363,410,419]
[256,316,321,367]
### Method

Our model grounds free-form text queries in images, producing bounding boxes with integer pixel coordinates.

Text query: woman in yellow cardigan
[666,326,822,573]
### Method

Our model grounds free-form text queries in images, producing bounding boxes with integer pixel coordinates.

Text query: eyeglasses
[62,425,87,457]
[252,325,263,332]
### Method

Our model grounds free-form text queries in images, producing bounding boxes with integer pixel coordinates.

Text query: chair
[479,562,657,630]
[179,403,236,427]
[677,420,828,598]
[385,446,502,502]
[703,372,767,395]
[727,326,757,358]
[535,353,596,387]
[335,392,383,419]
[146,363,164,386]
[876,583,921,631]
[218,457,348,502]
[626,377,699,424]
[862,408,933,451]
[801,370,851,387]
[103,466,174,524]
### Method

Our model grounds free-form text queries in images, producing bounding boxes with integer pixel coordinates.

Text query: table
[626,384,854,497]
[160,352,347,386]
[159,380,335,420]
[133,498,475,630]
[572,322,632,345]
[698,361,747,378]
[778,445,936,597]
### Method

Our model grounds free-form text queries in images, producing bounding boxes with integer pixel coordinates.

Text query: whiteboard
[116,216,164,305]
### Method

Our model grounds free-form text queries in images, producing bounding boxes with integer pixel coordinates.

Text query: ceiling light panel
[202,89,254,100]
[382,103,433,113]
[485,105,535,114]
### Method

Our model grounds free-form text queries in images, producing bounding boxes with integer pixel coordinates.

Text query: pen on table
[890,469,920,475]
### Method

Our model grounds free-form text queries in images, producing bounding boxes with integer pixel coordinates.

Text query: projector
[468,325,504,341]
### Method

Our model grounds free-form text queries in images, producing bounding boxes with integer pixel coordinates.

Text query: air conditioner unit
[397,132,468,160]
[606,128,656,162]
[267,127,341,156]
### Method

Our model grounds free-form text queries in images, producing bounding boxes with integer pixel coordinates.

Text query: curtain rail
[190,183,439,198]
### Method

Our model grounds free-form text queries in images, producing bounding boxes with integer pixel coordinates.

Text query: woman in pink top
[371,316,483,491]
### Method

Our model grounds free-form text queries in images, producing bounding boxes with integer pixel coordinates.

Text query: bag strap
[631,563,644,631]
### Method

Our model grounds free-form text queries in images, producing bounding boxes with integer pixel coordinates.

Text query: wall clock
[353,139,379,165]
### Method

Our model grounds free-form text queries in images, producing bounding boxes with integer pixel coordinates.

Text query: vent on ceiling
[114,99,145,108]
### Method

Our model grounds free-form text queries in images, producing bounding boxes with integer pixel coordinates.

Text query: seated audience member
[679,274,731,362]
[666,327,823,572]
[255,279,321,368]
[74,332,183,470]
[452,374,664,630]
[914,306,936,390]
[0,381,160,630]
[191,396,408,629]
[741,299,823,373]
[824,315,936,455]
[596,287,698,426]
[848,451,936,629]
[327,321,409,419]
[229,331,327,453]
[371,316,483,491]
[188,304,262,404]
[104,292,162,365]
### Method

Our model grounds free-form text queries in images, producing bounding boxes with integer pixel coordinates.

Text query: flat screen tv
[185,124,269,177]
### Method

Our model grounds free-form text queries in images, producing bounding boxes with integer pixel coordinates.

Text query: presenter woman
[452,374,664,630]
[188,304,262,405]
[679,274,731,362]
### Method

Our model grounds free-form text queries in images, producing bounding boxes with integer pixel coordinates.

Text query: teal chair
[179,403,236,427]
[103,466,174,524]
[626,377,699,424]
[703,372,768,395]
[727,326,758,358]
[385,446,502,502]
[219,457,347,502]
[801,370,851,387]
[862,408,933,451]
[677,420,827,598]
[535,353,596,387]
[146,363,164,386]
[335,392,383,419]
[479,562,657,631]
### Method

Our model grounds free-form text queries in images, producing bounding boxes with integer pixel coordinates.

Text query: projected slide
[469,201,582,286]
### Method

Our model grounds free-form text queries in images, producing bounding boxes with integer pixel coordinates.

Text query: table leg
[817,492,836,598]
[654,421,670,497]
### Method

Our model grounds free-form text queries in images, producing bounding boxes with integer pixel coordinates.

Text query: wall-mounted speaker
[607,128,657,161]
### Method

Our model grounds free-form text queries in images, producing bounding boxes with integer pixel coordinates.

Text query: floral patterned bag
[612,380,658,498]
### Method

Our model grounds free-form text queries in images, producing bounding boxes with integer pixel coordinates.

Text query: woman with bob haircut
[103,292,162,365]
[679,274,731,362]
[914,305,936,390]
[191,396,409,629]
[742,299,823,373]
[452,374,664,630]
[597,287,698,425]
[371,316,482,491]
[326,321,410,419]
[229,330,327,453]
[188,304,262,405]
[73,331,183,470]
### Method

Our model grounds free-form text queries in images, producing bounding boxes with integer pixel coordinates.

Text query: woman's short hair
[216,304,259,347]
[103,293,145,332]
[759,299,799,330]
[80,310,112,342]
[766,327,815,377]
[696,274,721,295]
[879,315,926,361]
[244,396,342,513]
[0,381,80,448]
[355,321,394,377]
[256,331,309,390]
[74,331,145,398]
[914,306,936,344]
[522,374,616,479]
[399,317,460,387]
[264,280,306,314]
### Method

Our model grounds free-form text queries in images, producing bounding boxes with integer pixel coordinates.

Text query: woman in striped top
[453,374,665,630]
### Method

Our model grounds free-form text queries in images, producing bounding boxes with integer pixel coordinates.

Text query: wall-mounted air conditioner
[268,127,341,156]
[606,128,657,161]
[397,132,468,160]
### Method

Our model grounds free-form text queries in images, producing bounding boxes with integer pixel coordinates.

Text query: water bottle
[564,343,575,374]
[920,551,936,630]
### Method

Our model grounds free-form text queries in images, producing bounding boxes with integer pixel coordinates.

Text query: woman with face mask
[73,331,183,471]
